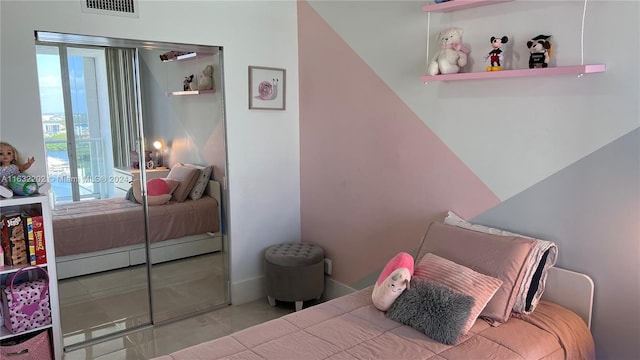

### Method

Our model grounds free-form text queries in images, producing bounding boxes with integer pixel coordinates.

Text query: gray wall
[473,129,640,359]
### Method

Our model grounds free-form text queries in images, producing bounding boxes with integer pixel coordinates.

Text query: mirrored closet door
[138,43,229,324]
[35,32,229,350]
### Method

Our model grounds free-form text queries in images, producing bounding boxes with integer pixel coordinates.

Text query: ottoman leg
[268,296,276,307]
[295,301,303,312]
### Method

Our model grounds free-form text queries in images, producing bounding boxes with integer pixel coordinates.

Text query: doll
[1,142,35,185]
[484,36,508,71]
[0,142,35,198]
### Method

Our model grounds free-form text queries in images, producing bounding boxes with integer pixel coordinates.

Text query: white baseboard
[323,276,356,300]
[230,275,357,305]
[231,275,265,304]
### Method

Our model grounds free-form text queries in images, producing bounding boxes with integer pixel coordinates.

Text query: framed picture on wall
[248,66,286,110]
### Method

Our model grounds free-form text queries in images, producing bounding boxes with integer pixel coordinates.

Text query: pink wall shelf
[422,0,512,13]
[420,64,606,83]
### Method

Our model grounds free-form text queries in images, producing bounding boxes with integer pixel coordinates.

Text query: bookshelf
[1,194,62,360]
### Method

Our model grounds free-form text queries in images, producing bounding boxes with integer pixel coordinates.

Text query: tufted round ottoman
[264,242,325,311]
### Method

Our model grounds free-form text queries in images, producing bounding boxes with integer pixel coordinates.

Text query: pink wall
[297,2,639,358]
[298,1,499,285]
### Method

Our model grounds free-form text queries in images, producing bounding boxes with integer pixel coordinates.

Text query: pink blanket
[154,287,595,360]
[53,196,219,257]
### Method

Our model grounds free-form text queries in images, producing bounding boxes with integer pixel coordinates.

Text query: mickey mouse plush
[484,36,508,71]
[527,35,552,68]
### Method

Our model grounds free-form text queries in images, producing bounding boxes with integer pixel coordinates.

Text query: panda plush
[527,35,552,68]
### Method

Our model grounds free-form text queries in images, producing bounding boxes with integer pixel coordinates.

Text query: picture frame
[248,66,286,110]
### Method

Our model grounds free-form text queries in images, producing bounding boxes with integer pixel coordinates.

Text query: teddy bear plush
[427,27,468,76]
[197,65,214,90]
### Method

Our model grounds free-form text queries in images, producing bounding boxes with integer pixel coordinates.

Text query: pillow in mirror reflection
[132,180,171,205]
[147,178,169,196]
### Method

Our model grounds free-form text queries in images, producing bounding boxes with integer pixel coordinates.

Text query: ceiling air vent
[81,0,139,18]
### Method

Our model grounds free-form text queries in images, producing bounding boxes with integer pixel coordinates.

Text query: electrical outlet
[324,258,333,275]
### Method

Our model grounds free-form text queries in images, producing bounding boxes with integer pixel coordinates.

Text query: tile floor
[59,253,228,338]
[63,298,296,360]
[58,253,298,359]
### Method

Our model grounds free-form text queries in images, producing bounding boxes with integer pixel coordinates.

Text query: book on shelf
[24,215,36,265]
[22,208,47,265]
[31,214,47,265]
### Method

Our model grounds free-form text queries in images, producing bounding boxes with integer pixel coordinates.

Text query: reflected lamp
[153,140,163,168]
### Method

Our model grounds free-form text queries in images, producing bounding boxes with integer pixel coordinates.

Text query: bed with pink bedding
[52,195,219,257]
[155,284,593,360]
[53,180,222,279]
[153,220,596,360]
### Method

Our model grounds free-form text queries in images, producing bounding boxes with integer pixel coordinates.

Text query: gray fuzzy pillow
[386,278,475,345]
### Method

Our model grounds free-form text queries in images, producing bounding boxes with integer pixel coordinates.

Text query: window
[36,45,117,203]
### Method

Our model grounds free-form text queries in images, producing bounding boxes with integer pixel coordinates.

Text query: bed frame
[55,180,223,280]
[542,267,594,328]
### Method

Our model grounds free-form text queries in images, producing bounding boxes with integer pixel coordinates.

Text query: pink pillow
[372,252,414,311]
[413,253,503,335]
[417,222,535,325]
[132,180,171,205]
[167,164,201,202]
[163,178,181,195]
[147,178,170,196]
[444,210,558,314]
